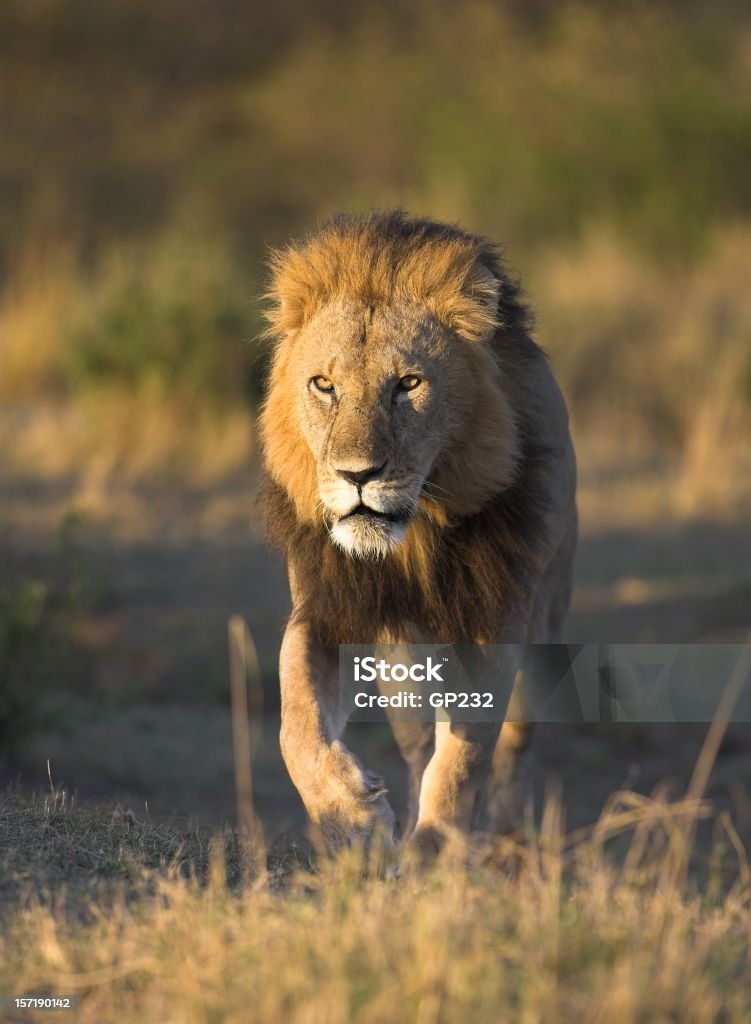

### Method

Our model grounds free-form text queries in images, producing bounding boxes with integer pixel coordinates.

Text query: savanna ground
[2,2,751,1020]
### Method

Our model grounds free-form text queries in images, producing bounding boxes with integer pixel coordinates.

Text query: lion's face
[261,213,523,560]
[293,298,456,557]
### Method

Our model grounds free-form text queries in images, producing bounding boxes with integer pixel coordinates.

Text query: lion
[260,210,577,860]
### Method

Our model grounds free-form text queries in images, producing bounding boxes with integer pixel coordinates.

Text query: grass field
[2,464,751,1020]
[2,778,751,1023]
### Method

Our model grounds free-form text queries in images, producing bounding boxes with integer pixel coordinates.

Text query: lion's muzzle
[330,501,413,558]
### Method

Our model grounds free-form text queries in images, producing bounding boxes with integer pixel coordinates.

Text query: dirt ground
[3,457,751,852]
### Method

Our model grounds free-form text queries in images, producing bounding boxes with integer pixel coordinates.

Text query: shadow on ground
[2,478,751,847]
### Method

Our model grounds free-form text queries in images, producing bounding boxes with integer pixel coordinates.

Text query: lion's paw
[312,742,397,862]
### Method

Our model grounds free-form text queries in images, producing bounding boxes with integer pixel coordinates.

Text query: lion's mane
[260,211,554,645]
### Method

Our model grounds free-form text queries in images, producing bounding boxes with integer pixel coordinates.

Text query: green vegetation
[0,580,50,759]
[1,2,750,484]
[3,1,751,259]
[0,517,93,761]
[65,238,259,402]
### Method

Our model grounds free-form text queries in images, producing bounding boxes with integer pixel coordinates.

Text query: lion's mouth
[338,503,412,526]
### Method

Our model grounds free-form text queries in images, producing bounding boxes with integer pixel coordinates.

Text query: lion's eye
[311,376,335,395]
[398,375,421,392]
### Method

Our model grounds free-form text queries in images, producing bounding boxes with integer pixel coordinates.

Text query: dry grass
[0,392,254,489]
[1,642,749,1023]
[1,784,750,1023]
[531,225,751,517]
[0,245,80,400]
[0,235,257,485]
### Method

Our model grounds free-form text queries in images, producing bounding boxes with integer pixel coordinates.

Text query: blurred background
[1,0,750,842]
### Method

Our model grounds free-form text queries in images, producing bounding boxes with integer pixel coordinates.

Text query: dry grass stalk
[228,614,267,884]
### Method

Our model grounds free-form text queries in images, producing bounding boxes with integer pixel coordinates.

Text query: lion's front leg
[279,619,397,856]
[408,720,503,860]
[407,636,528,861]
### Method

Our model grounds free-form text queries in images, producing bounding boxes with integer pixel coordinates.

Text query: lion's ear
[428,260,501,343]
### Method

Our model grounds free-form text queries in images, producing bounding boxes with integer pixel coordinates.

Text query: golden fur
[261,212,537,534]
[259,211,577,855]
[265,213,502,343]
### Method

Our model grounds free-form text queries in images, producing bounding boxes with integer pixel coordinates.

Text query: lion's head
[260,211,523,559]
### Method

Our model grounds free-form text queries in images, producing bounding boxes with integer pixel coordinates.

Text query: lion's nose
[335,460,387,486]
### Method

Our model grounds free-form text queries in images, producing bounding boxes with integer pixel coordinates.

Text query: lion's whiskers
[404,493,437,527]
[422,480,454,500]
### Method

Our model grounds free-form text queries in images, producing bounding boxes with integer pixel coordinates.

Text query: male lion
[260,211,577,859]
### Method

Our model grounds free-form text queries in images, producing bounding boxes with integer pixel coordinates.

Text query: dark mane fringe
[259,442,549,646]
